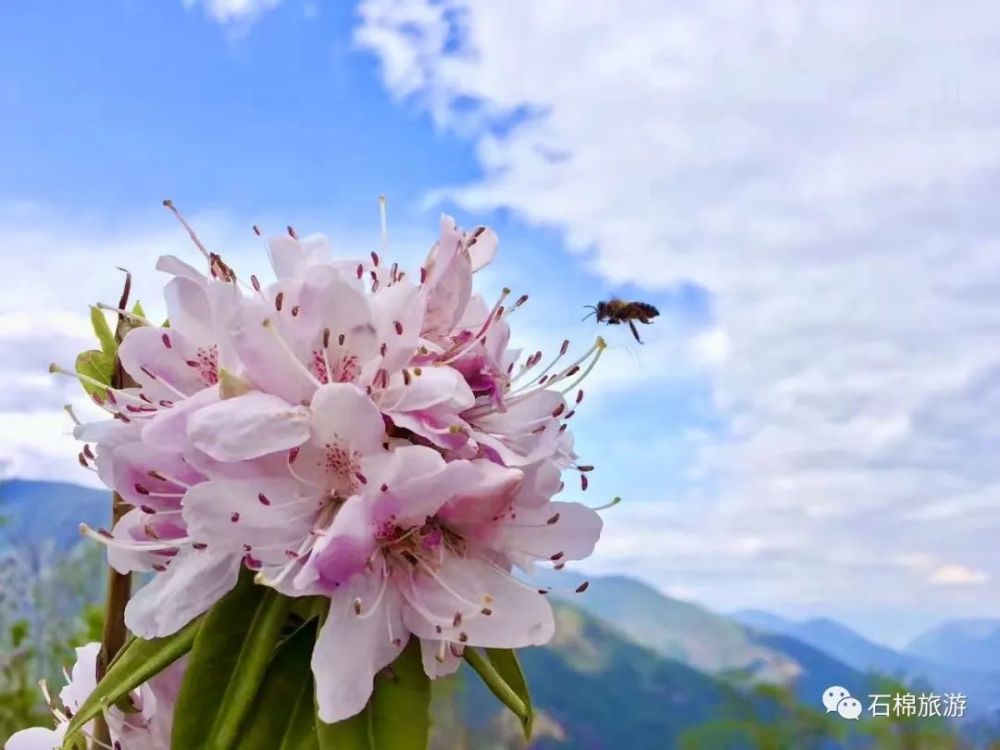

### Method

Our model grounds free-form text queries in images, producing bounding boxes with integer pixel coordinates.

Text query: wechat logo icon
[823,686,862,720]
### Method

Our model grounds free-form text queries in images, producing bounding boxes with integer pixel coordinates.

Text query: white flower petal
[187,392,311,461]
[124,547,241,638]
[312,574,406,723]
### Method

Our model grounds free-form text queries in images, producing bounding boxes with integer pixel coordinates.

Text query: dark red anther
[547,513,560,525]
[291,305,300,317]
[258,493,271,506]
[230,512,240,523]
[251,274,261,292]
[275,292,284,311]
[140,505,156,514]
[564,365,580,377]
[420,267,427,283]
[552,403,566,418]
[393,320,403,335]
[581,474,589,491]
[288,446,300,464]
[161,333,172,349]
[252,225,261,237]
[576,581,590,593]
[356,263,364,279]
[193,542,208,550]
[576,389,584,404]
[371,251,380,266]
[134,483,150,496]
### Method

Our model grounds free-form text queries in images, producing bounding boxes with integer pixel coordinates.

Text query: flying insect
[583,299,660,344]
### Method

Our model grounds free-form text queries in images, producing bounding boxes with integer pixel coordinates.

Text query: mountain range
[3,479,997,747]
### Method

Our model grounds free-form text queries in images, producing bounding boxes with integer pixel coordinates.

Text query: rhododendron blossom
[4,643,184,750]
[61,204,612,725]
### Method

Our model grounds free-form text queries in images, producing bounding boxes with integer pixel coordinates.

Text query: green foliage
[485,648,533,740]
[369,638,431,750]
[235,621,320,750]
[74,349,115,399]
[465,648,532,738]
[171,570,293,748]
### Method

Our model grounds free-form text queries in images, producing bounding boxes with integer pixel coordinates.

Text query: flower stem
[93,271,137,747]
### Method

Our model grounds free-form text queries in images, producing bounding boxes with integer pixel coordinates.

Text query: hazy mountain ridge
[733,609,1000,719]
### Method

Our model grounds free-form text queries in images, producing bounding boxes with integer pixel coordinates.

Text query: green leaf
[236,622,319,750]
[315,638,430,750]
[171,570,294,749]
[74,349,114,399]
[464,647,530,734]
[132,300,146,318]
[316,704,372,750]
[89,306,116,357]
[370,638,431,749]
[61,619,199,749]
[486,648,534,740]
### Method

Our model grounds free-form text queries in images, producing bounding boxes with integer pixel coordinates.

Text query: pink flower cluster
[70,213,608,723]
[6,643,183,750]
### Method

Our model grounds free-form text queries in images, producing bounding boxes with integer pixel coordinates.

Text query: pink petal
[5,724,68,750]
[124,547,241,638]
[118,326,215,400]
[466,226,498,272]
[156,254,207,285]
[365,448,480,528]
[499,501,603,563]
[59,642,101,712]
[310,383,386,454]
[436,460,522,527]
[420,638,462,679]
[228,296,318,405]
[141,385,220,453]
[514,460,563,509]
[110,441,201,510]
[378,366,475,413]
[295,495,376,593]
[312,573,407,723]
[369,281,424,373]
[182,477,317,563]
[402,556,554,648]
[187,392,311,461]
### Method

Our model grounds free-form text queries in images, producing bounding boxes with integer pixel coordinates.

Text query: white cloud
[355,0,1000,634]
[183,0,284,25]
[930,564,989,587]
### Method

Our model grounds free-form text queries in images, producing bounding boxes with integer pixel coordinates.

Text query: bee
[583,299,660,344]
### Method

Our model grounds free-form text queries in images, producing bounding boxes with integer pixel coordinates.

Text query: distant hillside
[907,620,1000,674]
[434,605,851,750]
[0,479,107,550]
[733,610,1000,719]
[733,611,920,677]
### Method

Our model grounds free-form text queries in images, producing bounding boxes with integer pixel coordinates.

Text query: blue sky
[2,0,999,646]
